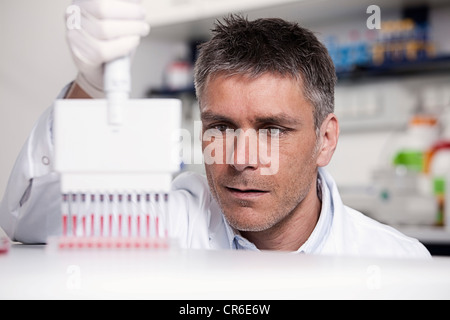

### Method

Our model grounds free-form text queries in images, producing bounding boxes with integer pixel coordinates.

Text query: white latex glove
[66,0,150,98]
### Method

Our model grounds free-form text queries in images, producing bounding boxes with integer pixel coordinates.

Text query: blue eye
[261,127,285,137]
[214,124,229,132]
[269,128,281,136]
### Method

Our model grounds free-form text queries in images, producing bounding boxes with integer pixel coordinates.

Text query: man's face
[200,73,322,232]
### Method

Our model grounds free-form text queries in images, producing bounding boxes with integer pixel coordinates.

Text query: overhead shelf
[147,86,196,98]
[144,0,450,96]
[148,55,450,98]
[337,55,450,81]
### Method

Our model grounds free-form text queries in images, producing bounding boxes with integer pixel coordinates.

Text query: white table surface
[1,243,450,300]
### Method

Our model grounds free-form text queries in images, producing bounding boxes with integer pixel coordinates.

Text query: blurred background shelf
[337,55,450,81]
[148,55,450,98]
[147,87,196,98]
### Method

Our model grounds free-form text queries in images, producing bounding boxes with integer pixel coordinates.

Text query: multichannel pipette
[56,191,170,249]
[48,57,181,250]
[104,56,131,126]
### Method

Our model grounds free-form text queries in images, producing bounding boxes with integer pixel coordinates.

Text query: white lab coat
[0,89,431,258]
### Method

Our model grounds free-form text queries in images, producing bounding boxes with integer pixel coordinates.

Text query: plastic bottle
[424,106,450,226]
[393,114,439,172]
[446,171,450,231]
[371,114,439,226]
[427,146,450,226]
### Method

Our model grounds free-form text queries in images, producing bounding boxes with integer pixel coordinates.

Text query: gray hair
[194,15,337,133]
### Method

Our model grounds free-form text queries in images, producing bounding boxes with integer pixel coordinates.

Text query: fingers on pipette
[66,12,148,66]
[83,18,150,41]
[67,28,141,66]
[102,36,143,63]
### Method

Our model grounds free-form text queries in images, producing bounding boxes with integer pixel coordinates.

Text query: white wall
[0,0,75,199]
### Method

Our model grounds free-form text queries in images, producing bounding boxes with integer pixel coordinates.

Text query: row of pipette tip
[51,191,172,250]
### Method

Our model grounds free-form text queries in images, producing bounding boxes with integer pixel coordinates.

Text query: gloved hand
[66,0,150,98]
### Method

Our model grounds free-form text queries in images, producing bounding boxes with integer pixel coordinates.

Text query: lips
[225,186,269,200]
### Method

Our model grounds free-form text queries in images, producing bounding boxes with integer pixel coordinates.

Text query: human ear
[315,113,339,167]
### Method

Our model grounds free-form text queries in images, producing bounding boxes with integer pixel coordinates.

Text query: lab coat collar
[299,168,334,254]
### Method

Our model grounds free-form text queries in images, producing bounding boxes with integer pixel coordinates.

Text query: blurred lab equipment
[371,166,437,226]
[325,6,438,75]
[371,112,450,227]
[164,59,194,91]
[425,140,450,227]
[372,18,435,66]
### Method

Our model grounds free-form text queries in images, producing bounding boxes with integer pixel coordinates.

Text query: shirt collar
[223,168,333,253]
[297,169,333,254]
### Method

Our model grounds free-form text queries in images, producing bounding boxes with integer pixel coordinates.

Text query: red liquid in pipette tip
[0,237,10,254]
[55,236,169,250]
[51,192,172,251]
[53,212,170,250]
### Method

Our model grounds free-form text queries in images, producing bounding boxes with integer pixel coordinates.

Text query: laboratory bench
[1,244,450,300]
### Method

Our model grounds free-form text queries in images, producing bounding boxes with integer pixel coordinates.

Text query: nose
[228,129,259,172]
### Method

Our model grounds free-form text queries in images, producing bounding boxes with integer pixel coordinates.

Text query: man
[0,0,430,257]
